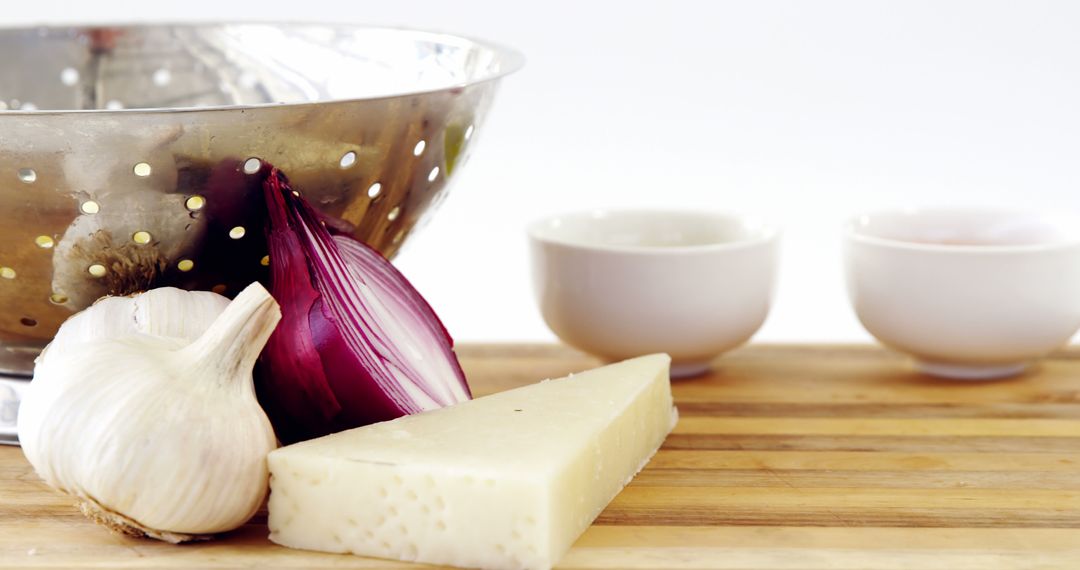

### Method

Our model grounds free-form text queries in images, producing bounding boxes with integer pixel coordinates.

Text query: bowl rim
[527,208,780,255]
[0,22,525,115]
[845,206,1080,254]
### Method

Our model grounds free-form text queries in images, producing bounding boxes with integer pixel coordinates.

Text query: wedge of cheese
[267,354,676,570]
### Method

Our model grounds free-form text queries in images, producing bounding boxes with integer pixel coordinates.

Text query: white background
[9,1,1080,344]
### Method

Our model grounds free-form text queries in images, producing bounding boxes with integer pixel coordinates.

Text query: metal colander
[0,23,522,377]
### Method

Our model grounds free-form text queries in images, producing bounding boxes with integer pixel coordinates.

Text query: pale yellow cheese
[267,354,676,570]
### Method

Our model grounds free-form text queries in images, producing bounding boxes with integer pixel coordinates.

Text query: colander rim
[0,21,525,116]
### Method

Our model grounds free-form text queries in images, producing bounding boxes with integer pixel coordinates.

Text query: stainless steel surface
[0,23,522,377]
[0,376,21,444]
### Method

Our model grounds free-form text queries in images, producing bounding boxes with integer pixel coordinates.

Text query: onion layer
[257,168,470,443]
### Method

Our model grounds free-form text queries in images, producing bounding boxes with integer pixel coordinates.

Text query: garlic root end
[76,498,212,544]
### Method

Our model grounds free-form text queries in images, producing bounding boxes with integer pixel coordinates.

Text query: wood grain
[3,343,1080,568]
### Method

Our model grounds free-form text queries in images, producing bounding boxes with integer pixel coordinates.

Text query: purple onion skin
[258,169,470,444]
[257,178,341,443]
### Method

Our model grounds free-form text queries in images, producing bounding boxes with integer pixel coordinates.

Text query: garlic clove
[41,287,228,362]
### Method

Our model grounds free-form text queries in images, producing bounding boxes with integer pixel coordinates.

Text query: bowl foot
[916,360,1029,380]
[670,362,712,379]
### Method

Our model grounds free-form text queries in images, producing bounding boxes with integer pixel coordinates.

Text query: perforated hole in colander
[60,67,79,86]
[413,140,426,156]
[152,68,172,87]
[80,200,100,215]
[185,195,206,211]
[133,162,152,177]
[428,166,440,182]
[340,151,357,169]
[368,182,382,199]
[17,168,36,183]
[243,157,262,174]
[19,318,36,327]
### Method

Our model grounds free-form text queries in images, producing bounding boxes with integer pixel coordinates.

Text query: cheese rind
[267,354,676,570]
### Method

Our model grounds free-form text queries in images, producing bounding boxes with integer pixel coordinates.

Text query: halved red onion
[257,168,470,443]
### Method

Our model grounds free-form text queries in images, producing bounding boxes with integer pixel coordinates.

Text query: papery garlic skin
[45,287,228,358]
[18,283,280,542]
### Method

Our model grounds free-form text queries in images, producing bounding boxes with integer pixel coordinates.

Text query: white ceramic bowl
[528,210,779,377]
[845,208,1080,379]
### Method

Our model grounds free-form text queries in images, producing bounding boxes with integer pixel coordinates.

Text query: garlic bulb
[45,287,228,358]
[18,282,281,543]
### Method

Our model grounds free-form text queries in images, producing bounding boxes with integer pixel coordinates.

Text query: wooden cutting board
[3,344,1080,569]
